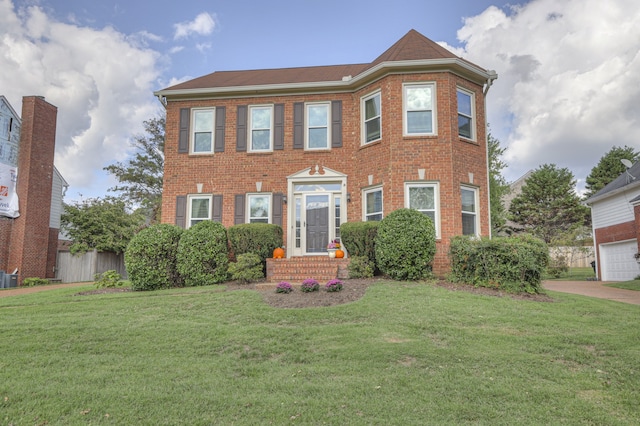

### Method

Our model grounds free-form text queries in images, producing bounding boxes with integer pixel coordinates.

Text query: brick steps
[266,256,350,282]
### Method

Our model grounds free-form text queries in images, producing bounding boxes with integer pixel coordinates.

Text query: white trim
[190,107,215,154]
[405,181,441,238]
[248,105,274,152]
[403,82,437,136]
[187,194,212,228]
[457,87,475,141]
[461,185,480,237]
[361,90,382,145]
[305,102,331,150]
[363,186,383,221]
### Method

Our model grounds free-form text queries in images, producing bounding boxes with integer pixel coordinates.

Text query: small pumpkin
[273,247,285,259]
[335,249,345,258]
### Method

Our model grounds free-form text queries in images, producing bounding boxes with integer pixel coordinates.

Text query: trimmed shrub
[177,221,229,286]
[340,221,379,266]
[23,277,49,287]
[348,256,374,279]
[375,209,436,280]
[449,234,549,294]
[94,270,123,288]
[228,253,264,283]
[227,223,283,265]
[125,224,184,291]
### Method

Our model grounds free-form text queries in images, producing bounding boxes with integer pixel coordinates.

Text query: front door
[305,194,329,253]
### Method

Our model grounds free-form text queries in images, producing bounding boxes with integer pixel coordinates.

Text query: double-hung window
[188,195,211,228]
[461,186,479,236]
[404,84,435,135]
[362,91,381,144]
[306,103,330,149]
[249,106,273,152]
[405,183,440,237]
[364,187,383,221]
[191,108,215,153]
[248,194,270,223]
[457,88,474,140]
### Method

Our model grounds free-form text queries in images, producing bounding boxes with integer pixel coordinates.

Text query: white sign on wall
[0,162,19,218]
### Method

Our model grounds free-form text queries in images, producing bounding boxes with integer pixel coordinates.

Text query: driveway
[543,280,640,305]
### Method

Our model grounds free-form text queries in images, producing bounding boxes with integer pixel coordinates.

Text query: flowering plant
[325,279,343,292]
[300,279,320,293]
[275,281,293,294]
[327,239,341,249]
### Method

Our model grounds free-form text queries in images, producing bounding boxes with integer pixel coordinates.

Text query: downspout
[483,70,498,238]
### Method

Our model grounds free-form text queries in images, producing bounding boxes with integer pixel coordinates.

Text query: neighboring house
[501,170,533,234]
[0,95,67,284]
[154,29,498,275]
[584,162,640,281]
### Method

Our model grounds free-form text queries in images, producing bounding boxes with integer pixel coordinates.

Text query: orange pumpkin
[335,249,345,258]
[273,247,285,259]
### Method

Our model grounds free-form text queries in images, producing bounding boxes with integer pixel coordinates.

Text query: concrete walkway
[543,280,640,305]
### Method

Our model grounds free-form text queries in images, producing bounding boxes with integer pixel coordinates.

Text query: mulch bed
[75,278,553,307]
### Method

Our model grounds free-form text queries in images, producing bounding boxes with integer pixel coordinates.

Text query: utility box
[4,274,17,288]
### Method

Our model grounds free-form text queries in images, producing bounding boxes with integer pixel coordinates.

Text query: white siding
[590,188,640,229]
[49,167,68,228]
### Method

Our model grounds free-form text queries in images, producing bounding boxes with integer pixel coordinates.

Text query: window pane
[407,86,432,110]
[251,108,271,129]
[366,118,381,142]
[461,189,475,213]
[367,213,382,221]
[457,91,472,116]
[462,213,476,235]
[308,105,328,127]
[194,132,212,152]
[409,187,434,210]
[407,111,433,134]
[365,95,380,120]
[194,110,213,132]
[458,115,471,139]
[250,196,269,219]
[308,128,328,148]
[366,190,382,215]
[191,198,209,219]
[252,130,270,150]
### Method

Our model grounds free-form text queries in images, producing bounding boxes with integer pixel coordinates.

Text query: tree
[61,196,146,255]
[104,115,165,222]
[584,145,640,198]
[487,131,510,232]
[508,164,589,244]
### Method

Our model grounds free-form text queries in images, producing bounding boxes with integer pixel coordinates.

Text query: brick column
[8,96,57,284]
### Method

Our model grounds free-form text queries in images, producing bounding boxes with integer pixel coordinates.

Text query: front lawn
[606,280,640,291]
[1,281,638,425]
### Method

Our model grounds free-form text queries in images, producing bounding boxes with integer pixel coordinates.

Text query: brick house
[0,95,67,285]
[584,161,640,281]
[154,30,497,276]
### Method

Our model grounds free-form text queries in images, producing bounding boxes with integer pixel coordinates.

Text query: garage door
[599,240,639,281]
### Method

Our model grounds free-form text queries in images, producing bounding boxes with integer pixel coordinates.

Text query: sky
[1,0,639,202]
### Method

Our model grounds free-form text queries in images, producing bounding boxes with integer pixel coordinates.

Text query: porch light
[347,193,351,203]
[282,195,287,204]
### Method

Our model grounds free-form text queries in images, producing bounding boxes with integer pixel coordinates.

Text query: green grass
[606,280,640,291]
[1,282,639,425]
[546,266,597,281]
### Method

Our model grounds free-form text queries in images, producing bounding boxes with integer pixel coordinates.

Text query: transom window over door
[362,91,381,144]
[404,84,435,135]
[249,106,273,152]
[306,103,330,149]
[192,109,215,153]
[457,88,474,140]
[405,183,440,238]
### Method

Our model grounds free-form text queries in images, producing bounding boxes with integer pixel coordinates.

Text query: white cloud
[173,12,216,40]
[448,0,640,188]
[0,0,162,200]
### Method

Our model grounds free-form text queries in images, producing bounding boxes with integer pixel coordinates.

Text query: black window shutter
[293,102,304,149]
[331,100,342,148]
[175,195,187,228]
[272,193,283,226]
[214,107,225,152]
[212,195,223,222]
[234,194,245,224]
[178,109,190,153]
[236,105,247,152]
[274,104,284,150]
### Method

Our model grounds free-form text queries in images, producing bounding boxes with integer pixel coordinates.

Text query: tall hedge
[177,221,229,286]
[375,209,436,280]
[340,221,379,265]
[227,223,283,262]
[125,224,184,291]
[448,234,549,294]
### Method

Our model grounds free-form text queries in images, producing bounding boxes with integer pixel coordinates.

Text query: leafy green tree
[104,115,165,222]
[508,164,589,244]
[487,131,509,232]
[61,196,146,255]
[584,145,640,198]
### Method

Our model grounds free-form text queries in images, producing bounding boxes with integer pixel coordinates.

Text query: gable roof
[584,161,640,205]
[155,29,496,100]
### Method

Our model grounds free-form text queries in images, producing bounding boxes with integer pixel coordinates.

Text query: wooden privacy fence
[549,246,595,268]
[56,250,127,283]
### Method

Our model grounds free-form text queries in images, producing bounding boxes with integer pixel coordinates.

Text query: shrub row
[125,222,282,291]
[448,234,549,294]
